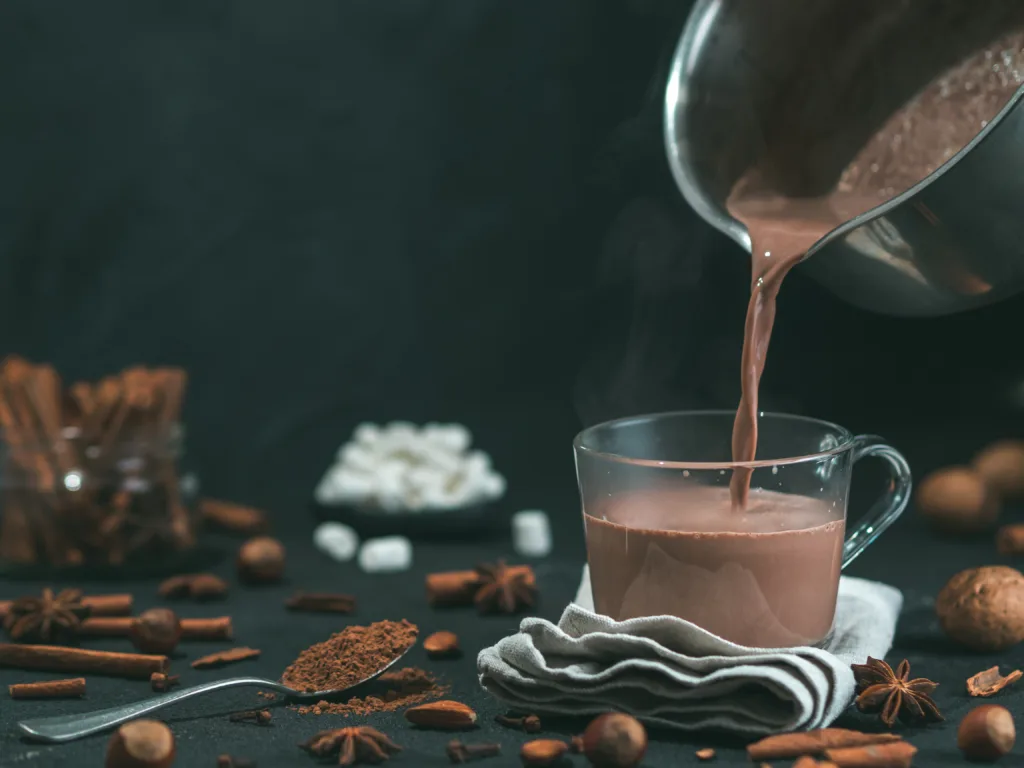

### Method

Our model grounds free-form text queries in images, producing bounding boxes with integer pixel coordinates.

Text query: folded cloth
[477,566,902,736]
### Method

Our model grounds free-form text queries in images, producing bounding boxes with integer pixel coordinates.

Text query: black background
[0,1,1023,765]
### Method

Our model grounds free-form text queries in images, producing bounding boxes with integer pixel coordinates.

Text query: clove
[228,709,272,726]
[446,739,501,763]
[495,713,541,733]
[149,672,181,693]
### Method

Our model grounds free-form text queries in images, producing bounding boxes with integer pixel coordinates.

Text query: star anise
[3,588,91,643]
[851,656,943,727]
[300,727,402,766]
[473,561,536,614]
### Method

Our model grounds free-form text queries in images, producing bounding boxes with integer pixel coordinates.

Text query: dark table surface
[2,421,1024,767]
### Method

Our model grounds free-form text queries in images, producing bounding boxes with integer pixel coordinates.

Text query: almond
[520,739,568,766]
[404,700,477,730]
[423,630,460,658]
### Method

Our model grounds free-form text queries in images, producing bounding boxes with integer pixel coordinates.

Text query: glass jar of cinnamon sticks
[0,358,198,573]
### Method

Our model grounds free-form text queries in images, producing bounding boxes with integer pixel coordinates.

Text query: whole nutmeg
[973,440,1024,500]
[936,566,1024,651]
[129,608,182,654]
[237,536,286,584]
[106,719,176,768]
[581,713,647,768]
[958,704,1016,761]
[916,466,998,532]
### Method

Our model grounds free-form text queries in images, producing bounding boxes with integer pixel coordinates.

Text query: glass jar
[0,423,201,575]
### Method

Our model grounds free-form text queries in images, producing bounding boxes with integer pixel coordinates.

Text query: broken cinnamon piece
[824,741,917,767]
[285,592,356,613]
[200,498,269,535]
[9,677,86,699]
[967,666,1023,697]
[191,646,260,669]
[746,729,902,761]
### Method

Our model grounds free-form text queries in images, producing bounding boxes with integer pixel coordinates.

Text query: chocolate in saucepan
[584,30,1023,646]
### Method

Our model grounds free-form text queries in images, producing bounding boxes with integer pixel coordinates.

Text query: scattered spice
[9,677,86,699]
[200,498,270,535]
[297,667,447,716]
[150,672,180,693]
[851,657,942,727]
[158,573,228,601]
[281,620,417,694]
[581,713,647,768]
[474,561,537,614]
[129,608,182,654]
[3,588,90,643]
[746,729,902,761]
[446,739,501,763]
[424,631,461,658]
[695,747,716,761]
[237,537,286,584]
[520,739,568,767]
[495,713,541,733]
[192,646,261,669]
[958,704,1016,761]
[285,592,356,614]
[967,665,1023,697]
[0,644,168,679]
[105,719,176,768]
[405,700,478,730]
[425,564,535,607]
[229,709,272,726]
[824,741,918,767]
[996,523,1024,555]
[300,726,401,765]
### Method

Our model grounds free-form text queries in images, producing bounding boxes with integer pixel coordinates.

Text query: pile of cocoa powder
[281,619,445,715]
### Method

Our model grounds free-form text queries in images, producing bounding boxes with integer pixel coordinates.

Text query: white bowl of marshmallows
[314,421,507,513]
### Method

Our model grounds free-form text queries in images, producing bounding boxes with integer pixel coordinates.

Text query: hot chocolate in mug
[575,411,911,648]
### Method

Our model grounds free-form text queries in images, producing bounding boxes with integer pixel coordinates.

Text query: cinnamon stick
[967,665,1023,697]
[0,592,135,620]
[824,741,917,767]
[9,677,86,699]
[192,647,260,669]
[747,729,903,761]
[0,644,168,679]
[285,592,356,613]
[200,498,269,535]
[426,565,535,607]
[79,616,233,640]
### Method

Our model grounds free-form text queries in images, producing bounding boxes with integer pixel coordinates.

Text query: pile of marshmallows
[315,421,506,512]
[313,421,551,572]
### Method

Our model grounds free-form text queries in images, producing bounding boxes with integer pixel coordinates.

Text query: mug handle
[841,434,912,569]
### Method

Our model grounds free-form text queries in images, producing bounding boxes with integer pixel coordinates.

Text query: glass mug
[574,411,911,648]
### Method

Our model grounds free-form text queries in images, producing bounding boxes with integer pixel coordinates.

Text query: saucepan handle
[841,434,912,569]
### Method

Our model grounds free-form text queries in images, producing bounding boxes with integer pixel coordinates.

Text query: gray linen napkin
[477,566,902,736]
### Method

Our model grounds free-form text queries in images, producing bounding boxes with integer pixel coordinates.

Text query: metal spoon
[16,644,412,743]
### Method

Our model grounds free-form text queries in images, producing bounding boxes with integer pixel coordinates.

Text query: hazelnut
[973,440,1024,500]
[236,536,286,583]
[581,713,647,768]
[936,566,1024,651]
[129,608,182,654]
[916,466,998,532]
[106,719,176,768]
[958,704,1016,761]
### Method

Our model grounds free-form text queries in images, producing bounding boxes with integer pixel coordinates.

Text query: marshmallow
[313,522,359,562]
[512,509,552,557]
[358,535,412,573]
